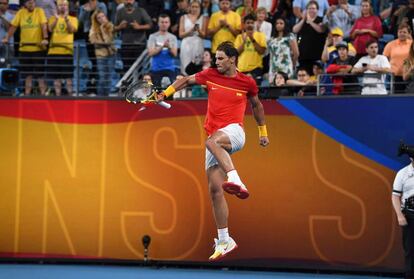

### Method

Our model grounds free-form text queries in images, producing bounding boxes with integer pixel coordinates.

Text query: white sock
[227,170,242,185]
[218,227,229,242]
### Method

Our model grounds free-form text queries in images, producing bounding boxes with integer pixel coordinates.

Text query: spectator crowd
[1,0,414,96]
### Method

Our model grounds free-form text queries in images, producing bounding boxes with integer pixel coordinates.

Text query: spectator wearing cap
[321,27,356,64]
[323,0,360,39]
[350,0,382,58]
[2,0,49,95]
[326,41,360,94]
[7,0,19,12]
[352,40,391,95]
[383,23,412,93]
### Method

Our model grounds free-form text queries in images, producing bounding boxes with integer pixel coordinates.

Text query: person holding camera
[392,142,414,279]
[179,0,208,75]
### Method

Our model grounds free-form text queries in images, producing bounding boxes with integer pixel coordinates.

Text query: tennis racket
[122,80,171,110]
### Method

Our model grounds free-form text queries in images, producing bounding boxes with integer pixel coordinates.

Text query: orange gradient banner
[0,99,403,272]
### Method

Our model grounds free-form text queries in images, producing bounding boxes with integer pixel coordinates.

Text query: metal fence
[0,41,150,96]
[1,41,411,97]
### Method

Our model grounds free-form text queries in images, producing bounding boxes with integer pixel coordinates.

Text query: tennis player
[158,41,269,260]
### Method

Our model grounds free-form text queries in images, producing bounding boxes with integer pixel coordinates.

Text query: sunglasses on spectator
[0,2,8,4]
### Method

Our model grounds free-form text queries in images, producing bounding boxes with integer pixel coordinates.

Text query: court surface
[0,264,402,279]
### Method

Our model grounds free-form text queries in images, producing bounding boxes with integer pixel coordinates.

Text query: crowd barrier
[1,42,411,97]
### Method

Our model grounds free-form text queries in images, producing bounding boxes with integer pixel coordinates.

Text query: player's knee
[205,137,218,151]
[209,184,223,200]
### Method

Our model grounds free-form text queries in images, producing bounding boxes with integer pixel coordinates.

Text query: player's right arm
[158,75,197,100]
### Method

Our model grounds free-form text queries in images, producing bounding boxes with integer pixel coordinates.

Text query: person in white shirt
[392,142,414,279]
[255,7,272,42]
[352,40,391,95]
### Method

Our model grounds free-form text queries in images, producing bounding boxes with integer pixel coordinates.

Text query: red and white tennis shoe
[222,181,249,199]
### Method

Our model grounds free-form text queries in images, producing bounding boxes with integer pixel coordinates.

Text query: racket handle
[158,101,171,109]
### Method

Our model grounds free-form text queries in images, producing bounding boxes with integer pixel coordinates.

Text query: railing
[1,42,411,98]
[0,41,150,97]
[316,73,398,96]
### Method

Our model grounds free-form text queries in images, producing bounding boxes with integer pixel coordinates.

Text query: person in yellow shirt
[234,13,266,84]
[47,0,78,96]
[207,0,241,54]
[2,0,48,95]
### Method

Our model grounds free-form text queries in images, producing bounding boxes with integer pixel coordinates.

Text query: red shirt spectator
[350,0,382,55]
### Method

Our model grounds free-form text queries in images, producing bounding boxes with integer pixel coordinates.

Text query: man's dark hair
[216,41,239,59]
[297,67,310,76]
[243,13,256,23]
[158,13,170,19]
[365,39,378,49]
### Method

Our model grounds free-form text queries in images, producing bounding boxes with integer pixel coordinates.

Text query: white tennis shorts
[205,123,246,170]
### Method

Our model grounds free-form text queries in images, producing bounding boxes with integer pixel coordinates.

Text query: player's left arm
[249,95,269,147]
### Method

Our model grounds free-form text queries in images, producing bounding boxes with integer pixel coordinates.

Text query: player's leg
[206,157,237,261]
[205,124,248,199]
[207,165,228,229]
[205,130,233,173]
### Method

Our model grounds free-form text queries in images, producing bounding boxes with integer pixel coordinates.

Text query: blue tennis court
[0,264,402,279]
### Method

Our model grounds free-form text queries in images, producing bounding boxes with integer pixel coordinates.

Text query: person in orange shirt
[383,23,413,94]
[157,41,269,261]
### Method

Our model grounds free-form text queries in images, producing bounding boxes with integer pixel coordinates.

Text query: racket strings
[124,81,155,104]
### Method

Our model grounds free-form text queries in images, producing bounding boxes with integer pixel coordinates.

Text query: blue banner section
[278,96,414,171]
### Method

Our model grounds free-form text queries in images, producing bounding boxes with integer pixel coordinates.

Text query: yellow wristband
[258,125,268,137]
[163,85,176,97]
